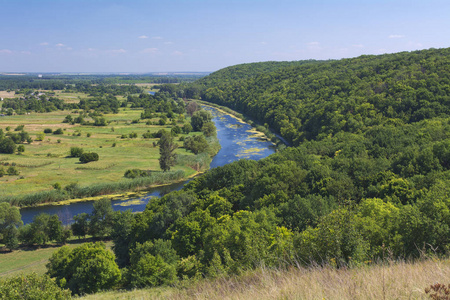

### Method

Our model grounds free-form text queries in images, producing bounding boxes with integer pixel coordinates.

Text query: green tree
[158,131,178,172]
[89,199,114,238]
[0,137,16,154]
[201,121,216,137]
[191,110,212,131]
[47,242,121,295]
[71,213,89,240]
[0,202,22,251]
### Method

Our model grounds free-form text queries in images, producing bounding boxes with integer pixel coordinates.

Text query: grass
[79,258,450,300]
[0,94,205,204]
[0,239,113,278]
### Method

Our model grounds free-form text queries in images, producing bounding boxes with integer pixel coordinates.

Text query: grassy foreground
[79,258,449,300]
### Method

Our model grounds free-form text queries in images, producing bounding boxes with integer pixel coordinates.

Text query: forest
[2,47,450,297]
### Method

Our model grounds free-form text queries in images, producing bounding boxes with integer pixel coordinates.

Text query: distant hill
[199,48,450,145]
[196,60,319,88]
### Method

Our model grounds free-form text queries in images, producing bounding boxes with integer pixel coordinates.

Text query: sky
[0,0,449,73]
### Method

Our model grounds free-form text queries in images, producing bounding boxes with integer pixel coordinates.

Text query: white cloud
[21,51,32,55]
[172,50,183,56]
[56,43,65,47]
[389,34,405,39]
[40,42,49,46]
[88,48,96,51]
[260,41,268,45]
[352,44,364,48]
[152,36,163,40]
[164,41,174,45]
[109,49,127,54]
[66,47,73,51]
[138,35,149,39]
[141,48,158,54]
[0,49,13,54]
[306,41,322,51]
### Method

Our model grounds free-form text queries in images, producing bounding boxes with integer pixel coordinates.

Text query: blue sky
[0,0,449,72]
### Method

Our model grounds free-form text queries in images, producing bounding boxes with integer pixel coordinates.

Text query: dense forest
[97,48,450,290]
[3,48,450,297]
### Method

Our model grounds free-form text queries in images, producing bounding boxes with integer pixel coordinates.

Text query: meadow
[0,92,199,200]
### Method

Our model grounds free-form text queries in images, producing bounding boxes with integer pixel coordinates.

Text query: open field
[0,240,113,278]
[80,258,450,300]
[0,106,198,199]
[0,90,15,99]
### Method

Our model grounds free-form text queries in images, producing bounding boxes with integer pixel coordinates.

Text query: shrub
[70,147,84,157]
[53,128,63,135]
[79,152,99,164]
[0,273,71,300]
[7,166,19,176]
[124,169,150,179]
[44,128,53,133]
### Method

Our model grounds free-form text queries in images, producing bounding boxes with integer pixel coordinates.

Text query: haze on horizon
[1,0,449,73]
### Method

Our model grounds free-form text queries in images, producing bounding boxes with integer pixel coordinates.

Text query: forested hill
[200,47,450,145]
[196,60,319,87]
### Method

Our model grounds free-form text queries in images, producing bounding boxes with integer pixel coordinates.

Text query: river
[20,106,276,224]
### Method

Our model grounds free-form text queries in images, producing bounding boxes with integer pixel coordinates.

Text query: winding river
[20,107,276,224]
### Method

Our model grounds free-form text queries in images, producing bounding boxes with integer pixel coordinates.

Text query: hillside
[200,48,450,145]
[6,48,450,297]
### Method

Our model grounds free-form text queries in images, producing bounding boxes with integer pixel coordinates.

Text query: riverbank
[193,99,284,146]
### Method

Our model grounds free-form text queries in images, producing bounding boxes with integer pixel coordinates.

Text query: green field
[0,94,200,199]
[0,240,113,278]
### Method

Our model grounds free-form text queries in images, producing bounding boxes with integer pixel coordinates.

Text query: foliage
[69,147,84,158]
[46,242,121,295]
[159,131,178,172]
[79,152,99,163]
[0,273,71,300]
[0,202,22,250]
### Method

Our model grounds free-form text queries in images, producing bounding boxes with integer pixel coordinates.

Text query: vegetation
[0,87,217,205]
[0,273,71,300]
[47,242,121,295]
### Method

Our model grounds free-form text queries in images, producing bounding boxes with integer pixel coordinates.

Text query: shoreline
[193,99,276,145]
[22,170,205,208]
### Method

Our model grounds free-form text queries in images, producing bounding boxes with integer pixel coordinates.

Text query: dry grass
[81,258,450,300]
[0,90,15,99]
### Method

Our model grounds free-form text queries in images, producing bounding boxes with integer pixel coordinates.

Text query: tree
[159,131,178,172]
[201,121,216,137]
[0,202,22,251]
[89,199,114,238]
[0,137,16,154]
[191,110,212,131]
[71,213,89,240]
[46,242,121,295]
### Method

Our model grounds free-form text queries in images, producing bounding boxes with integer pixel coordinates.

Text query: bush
[124,169,150,179]
[43,128,53,133]
[7,166,19,176]
[0,273,71,300]
[79,152,99,164]
[53,128,63,135]
[69,147,84,158]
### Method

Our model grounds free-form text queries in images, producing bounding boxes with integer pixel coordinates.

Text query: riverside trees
[158,131,178,172]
